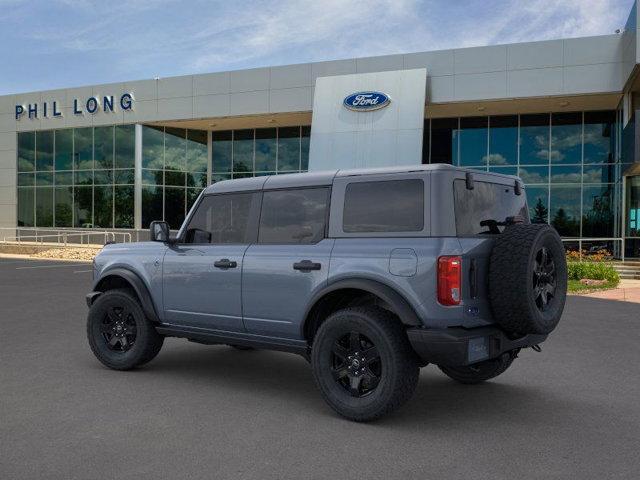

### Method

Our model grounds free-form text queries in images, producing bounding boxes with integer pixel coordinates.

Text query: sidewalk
[575,279,640,303]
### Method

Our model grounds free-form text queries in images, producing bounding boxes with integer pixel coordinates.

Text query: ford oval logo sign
[343,91,390,111]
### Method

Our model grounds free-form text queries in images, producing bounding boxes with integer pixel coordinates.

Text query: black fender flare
[91,268,160,323]
[303,278,422,333]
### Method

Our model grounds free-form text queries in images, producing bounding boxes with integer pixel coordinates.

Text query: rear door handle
[293,260,321,271]
[214,258,237,269]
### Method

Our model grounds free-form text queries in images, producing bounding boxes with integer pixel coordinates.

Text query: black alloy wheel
[533,247,556,312]
[331,331,382,398]
[101,305,137,352]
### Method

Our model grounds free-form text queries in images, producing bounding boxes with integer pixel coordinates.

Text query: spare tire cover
[488,224,567,335]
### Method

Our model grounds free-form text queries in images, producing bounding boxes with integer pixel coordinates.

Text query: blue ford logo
[343,91,390,111]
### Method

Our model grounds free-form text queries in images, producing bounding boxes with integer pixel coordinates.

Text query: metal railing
[0,228,132,247]
[561,237,625,262]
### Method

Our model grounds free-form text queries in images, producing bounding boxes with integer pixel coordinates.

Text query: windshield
[453,179,529,235]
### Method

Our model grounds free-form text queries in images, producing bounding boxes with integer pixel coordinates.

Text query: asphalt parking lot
[0,257,638,480]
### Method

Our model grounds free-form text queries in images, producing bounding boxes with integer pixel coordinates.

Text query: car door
[242,187,334,339]
[162,191,261,332]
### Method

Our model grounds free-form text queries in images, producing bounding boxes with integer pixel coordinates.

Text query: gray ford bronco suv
[86,165,567,421]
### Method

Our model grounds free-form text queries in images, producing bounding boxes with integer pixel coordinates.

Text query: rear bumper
[407,325,547,367]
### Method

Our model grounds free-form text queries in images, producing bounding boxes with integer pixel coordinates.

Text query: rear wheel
[438,351,517,384]
[87,289,164,370]
[311,306,419,422]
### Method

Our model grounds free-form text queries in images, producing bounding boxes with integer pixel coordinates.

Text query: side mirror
[150,221,170,242]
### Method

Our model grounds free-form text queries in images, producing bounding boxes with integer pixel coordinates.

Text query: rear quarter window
[454,179,529,235]
[343,179,424,233]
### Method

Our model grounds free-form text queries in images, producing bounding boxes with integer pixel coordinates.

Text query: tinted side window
[343,179,424,233]
[184,193,258,244]
[259,188,329,244]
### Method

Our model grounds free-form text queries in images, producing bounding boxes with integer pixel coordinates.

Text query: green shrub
[567,261,620,285]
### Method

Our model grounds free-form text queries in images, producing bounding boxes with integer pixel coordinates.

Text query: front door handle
[293,260,321,271]
[214,258,237,269]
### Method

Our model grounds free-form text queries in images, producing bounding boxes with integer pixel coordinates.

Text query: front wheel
[438,351,517,385]
[87,289,164,370]
[311,306,419,422]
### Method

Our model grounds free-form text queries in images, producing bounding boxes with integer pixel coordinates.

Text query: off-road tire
[87,289,164,370]
[311,306,419,422]
[489,223,567,335]
[438,351,517,384]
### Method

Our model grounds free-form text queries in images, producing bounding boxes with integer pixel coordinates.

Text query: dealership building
[3,3,640,256]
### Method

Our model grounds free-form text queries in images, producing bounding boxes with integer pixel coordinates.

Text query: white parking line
[73,269,93,274]
[15,263,88,270]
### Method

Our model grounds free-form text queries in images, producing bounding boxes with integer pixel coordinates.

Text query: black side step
[156,324,310,359]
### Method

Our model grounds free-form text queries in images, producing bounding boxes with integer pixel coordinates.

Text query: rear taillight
[437,256,461,306]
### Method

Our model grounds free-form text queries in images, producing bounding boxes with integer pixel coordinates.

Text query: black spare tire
[489,223,567,335]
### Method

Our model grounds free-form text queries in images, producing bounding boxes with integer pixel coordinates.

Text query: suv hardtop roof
[203,164,520,194]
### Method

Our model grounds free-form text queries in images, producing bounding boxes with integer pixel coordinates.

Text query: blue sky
[0,0,635,95]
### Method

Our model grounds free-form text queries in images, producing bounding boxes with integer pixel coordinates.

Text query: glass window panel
[186,172,207,188]
[488,166,518,176]
[54,129,73,171]
[550,185,581,237]
[212,174,232,183]
[277,127,300,171]
[519,114,549,165]
[187,188,203,211]
[526,186,549,224]
[73,127,93,170]
[488,115,517,166]
[582,184,614,237]
[142,126,164,169]
[212,131,232,173]
[94,169,113,185]
[94,126,113,169]
[75,170,93,186]
[74,186,93,228]
[164,187,186,230]
[142,169,163,186]
[18,132,35,172]
[115,124,135,169]
[255,128,277,172]
[165,170,185,187]
[94,186,113,228]
[456,117,487,167]
[165,127,186,171]
[35,172,53,186]
[54,186,73,227]
[430,118,457,164]
[17,188,34,226]
[186,129,208,173]
[259,188,329,244]
[583,164,615,184]
[114,186,134,228]
[55,171,73,186]
[584,111,615,164]
[301,126,310,171]
[344,180,424,233]
[551,112,582,164]
[142,186,163,229]
[518,165,548,184]
[35,130,54,171]
[184,193,258,244]
[550,165,581,183]
[232,172,252,179]
[35,187,54,227]
[233,129,253,173]
[18,173,34,187]
[114,169,134,185]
